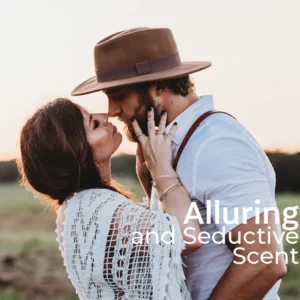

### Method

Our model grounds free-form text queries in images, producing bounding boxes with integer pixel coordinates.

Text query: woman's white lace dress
[55,188,191,300]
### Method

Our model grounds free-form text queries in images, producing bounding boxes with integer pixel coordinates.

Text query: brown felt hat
[71,27,211,96]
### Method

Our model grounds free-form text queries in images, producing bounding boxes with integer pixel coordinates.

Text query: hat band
[95,52,181,82]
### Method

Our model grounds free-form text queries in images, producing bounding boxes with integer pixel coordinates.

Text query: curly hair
[133,75,195,96]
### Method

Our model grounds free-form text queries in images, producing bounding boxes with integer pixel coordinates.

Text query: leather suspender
[172,110,236,170]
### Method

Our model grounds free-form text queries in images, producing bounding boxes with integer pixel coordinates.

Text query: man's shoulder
[190,111,250,144]
[203,111,243,134]
[187,111,267,163]
[178,111,263,167]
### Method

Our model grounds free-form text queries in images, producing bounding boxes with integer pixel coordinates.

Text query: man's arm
[194,131,287,300]
[208,212,287,300]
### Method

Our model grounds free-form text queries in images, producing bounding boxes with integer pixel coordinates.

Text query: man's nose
[108,100,121,118]
[93,113,109,126]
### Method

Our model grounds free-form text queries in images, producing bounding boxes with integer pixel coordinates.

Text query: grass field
[0,182,299,300]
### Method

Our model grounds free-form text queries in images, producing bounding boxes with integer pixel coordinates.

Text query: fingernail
[162,111,166,115]
[174,122,178,125]
[147,107,152,112]
[130,117,135,122]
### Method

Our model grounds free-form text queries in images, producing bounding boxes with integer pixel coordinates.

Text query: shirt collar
[165,95,214,145]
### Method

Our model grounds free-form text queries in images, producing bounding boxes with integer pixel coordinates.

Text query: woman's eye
[93,120,100,129]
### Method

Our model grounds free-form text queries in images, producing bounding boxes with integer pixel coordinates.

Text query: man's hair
[132,75,195,97]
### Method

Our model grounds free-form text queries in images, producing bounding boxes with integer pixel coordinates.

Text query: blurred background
[0,0,299,299]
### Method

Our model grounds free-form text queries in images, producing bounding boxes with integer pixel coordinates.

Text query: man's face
[105,86,161,142]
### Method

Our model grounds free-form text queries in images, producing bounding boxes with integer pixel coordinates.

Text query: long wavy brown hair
[18,98,134,210]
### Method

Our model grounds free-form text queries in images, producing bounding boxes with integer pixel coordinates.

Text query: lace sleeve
[103,196,191,299]
[56,189,190,300]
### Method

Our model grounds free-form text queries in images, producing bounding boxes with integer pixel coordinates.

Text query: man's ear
[148,85,165,101]
[148,85,158,98]
[155,86,164,97]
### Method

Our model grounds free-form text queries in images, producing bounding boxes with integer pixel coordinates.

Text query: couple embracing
[19,27,286,299]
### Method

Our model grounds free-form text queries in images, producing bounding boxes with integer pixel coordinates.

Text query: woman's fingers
[147,107,155,137]
[158,111,167,134]
[167,122,178,141]
[131,118,146,145]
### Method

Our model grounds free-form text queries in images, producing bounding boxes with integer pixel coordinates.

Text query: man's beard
[123,91,160,143]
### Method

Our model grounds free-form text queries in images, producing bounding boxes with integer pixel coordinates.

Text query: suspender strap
[172,110,236,170]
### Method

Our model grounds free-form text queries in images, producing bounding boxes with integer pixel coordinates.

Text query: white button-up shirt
[150,95,281,300]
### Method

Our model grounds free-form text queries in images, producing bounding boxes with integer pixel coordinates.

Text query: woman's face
[79,105,122,163]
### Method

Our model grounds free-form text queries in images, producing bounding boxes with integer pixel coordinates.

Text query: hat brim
[71,61,211,96]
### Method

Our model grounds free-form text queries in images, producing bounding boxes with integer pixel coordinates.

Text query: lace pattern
[56,189,191,300]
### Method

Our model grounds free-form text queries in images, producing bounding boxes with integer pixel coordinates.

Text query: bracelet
[159,182,182,202]
[151,175,178,188]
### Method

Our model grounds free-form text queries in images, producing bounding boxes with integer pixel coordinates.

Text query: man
[72,27,287,299]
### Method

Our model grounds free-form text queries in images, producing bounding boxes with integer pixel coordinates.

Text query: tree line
[1,152,299,193]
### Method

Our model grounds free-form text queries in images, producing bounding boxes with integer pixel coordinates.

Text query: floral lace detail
[56,189,191,300]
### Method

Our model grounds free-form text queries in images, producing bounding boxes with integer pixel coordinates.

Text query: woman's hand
[131,108,178,179]
[132,108,202,254]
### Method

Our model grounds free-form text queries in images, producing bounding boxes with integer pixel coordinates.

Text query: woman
[19,98,201,300]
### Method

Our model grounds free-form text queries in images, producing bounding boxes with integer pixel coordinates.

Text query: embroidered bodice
[55,189,191,300]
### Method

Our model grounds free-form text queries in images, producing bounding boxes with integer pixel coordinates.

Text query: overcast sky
[0,0,299,159]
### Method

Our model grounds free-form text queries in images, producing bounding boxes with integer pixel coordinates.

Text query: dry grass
[0,183,299,299]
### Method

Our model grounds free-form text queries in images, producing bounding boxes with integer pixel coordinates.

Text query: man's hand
[208,212,287,300]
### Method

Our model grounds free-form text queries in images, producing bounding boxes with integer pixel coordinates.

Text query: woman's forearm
[138,172,152,200]
[153,166,202,252]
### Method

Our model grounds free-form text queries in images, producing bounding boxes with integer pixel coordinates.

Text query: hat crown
[94,28,179,71]
[71,27,211,96]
